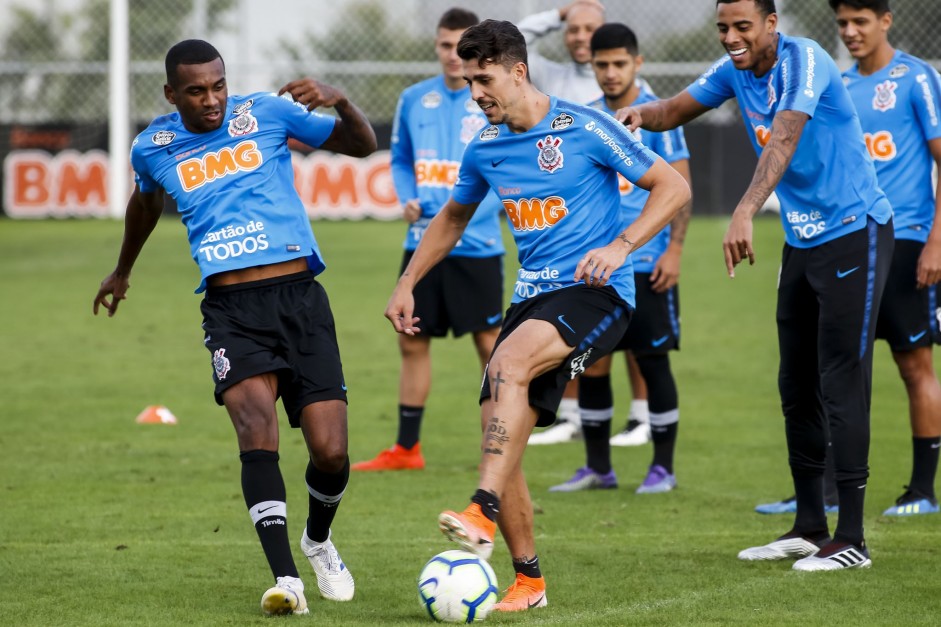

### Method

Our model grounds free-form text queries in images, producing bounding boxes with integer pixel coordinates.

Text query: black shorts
[479,285,632,427]
[876,238,941,351]
[401,252,504,337]
[615,273,680,354]
[200,271,347,428]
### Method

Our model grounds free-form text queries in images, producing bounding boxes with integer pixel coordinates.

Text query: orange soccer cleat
[493,573,548,612]
[350,443,425,471]
[437,503,496,560]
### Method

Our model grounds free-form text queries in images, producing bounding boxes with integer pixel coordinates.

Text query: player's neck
[605,82,640,111]
[857,44,895,76]
[443,75,466,91]
[506,86,551,134]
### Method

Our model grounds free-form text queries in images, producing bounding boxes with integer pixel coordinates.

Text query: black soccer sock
[792,473,830,538]
[833,479,866,547]
[909,436,940,499]
[471,489,500,522]
[240,449,298,579]
[512,554,542,579]
[305,457,349,543]
[637,354,679,474]
[579,374,613,474]
[396,404,424,449]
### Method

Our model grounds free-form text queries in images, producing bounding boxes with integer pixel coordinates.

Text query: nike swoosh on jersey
[491,157,507,167]
[836,266,860,279]
[651,335,669,347]
[910,330,927,343]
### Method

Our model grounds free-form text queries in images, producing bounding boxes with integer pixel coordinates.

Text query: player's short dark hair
[457,19,528,72]
[591,23,639,56]
[827,0,891,14]
[165,39,223,86]
[716,0,777,18]
[438,7,479,31]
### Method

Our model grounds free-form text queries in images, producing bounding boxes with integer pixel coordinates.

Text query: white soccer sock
[629,399,649,424]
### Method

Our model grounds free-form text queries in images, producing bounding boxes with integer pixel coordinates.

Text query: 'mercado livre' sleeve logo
[177,141,263,192]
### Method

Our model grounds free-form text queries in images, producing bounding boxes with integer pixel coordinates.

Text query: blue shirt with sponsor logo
[687,33,892,248]
[590,86,689,273]
[844,50,941,243]
[452,96,658,307]
[391,75,504,257]
[131,92,336,292]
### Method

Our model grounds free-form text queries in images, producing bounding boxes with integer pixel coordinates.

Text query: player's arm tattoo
[741,110,807,212]
[618,234,635,249]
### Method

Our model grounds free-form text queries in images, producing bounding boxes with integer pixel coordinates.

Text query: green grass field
[2,215,940,625]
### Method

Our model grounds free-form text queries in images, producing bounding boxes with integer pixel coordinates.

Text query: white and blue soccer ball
[418,550,498,623]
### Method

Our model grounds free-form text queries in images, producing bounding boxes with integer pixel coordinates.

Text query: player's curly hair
[457,19,529,73]
[165,39,224,87]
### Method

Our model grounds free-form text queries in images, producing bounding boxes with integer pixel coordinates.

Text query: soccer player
[351,9,505,473]
[756,0,941,520]
[833,0,941,515]
[617,0,894,571]
[550,22,692,494]
[385,20,690,610]
[93,40,376,614]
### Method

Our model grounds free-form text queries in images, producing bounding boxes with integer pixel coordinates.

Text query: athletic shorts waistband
[204,270,313,296]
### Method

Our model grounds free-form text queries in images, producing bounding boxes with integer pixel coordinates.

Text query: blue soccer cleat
[882,486,940,516]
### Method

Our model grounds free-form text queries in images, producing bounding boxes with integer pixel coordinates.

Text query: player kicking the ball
[385,19,689,611]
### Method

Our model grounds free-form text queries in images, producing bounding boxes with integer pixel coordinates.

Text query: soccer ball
[418,550,498,623]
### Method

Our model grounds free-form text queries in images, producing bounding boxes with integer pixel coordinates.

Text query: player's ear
[765,11,778,33]
[164,84,176,105]
[635,54,645,71]
[514,61,527,84]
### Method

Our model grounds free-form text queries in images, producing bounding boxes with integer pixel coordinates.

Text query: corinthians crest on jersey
[536,135,564,173]
[229,112,258,137]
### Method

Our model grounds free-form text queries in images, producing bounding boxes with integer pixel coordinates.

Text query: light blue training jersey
[687,33,892,247]
[390,75,504,257]
[590,86,689,273]
[844,50,941,243]
[451,97,659,307]
[131,92,336,292]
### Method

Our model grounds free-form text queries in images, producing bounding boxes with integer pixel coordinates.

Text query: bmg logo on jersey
[415,159,459,188]
[864,131,897,161]
[502,196,569,231]
[177,141,263,192]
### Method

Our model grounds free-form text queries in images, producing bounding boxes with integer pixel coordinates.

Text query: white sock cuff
[649,408,679,427]
[249,500,286,525]
[306,484,345,504]
[580,407,614,425]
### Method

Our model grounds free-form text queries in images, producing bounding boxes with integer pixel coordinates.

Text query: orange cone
[135,405,178,425]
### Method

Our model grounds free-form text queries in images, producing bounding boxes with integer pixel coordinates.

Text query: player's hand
[384,286,422,336]
[650,242,682,292]
[917,238,941,288]
[722,212,755,278]
[93,272,129,317]
[402,200,422,224]
[279,78,348,111]
[614,106,643,132]
[574,240,630,288]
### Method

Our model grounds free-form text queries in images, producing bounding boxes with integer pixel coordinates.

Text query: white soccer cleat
[528,420,581,445]
[610,421,650,447]
[737,535,826,561]
[261,576,309,615]
[301,529,355,601]
[792,543,871,571]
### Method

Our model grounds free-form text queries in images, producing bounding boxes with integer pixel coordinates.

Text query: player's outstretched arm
[723,109,808,277]
[280,78,377,158]
[650,158,693,293]
[917,136,941,288]
[615,91,709,132]
[93,186,164,317]
[385,198,479,334]
[575,158,690,287]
